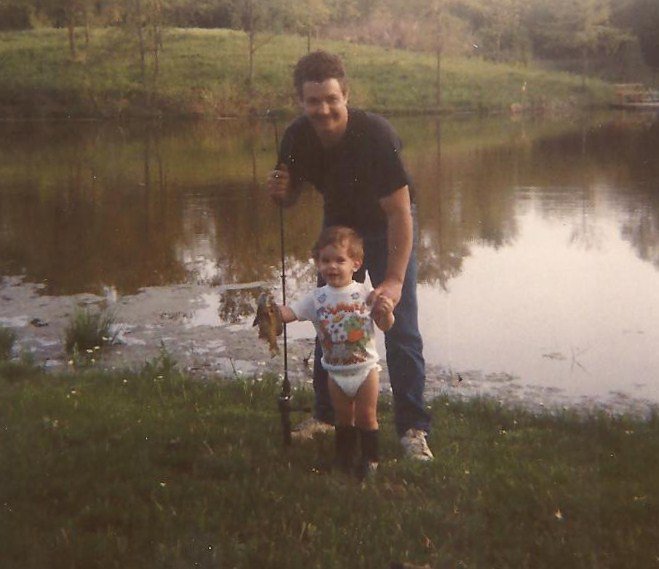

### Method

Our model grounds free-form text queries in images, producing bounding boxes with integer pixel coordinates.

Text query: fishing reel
[278,375,312,446]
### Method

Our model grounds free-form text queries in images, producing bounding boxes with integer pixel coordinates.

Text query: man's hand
[368,279,403,310]
[266,163,292,204]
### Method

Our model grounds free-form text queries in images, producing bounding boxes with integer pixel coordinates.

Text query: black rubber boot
[357,428,379,481]
[334,425,358,475]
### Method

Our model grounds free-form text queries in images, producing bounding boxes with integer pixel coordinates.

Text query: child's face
[316,243,362,288]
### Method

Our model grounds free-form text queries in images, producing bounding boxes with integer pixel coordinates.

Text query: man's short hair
[312,226,364,262]
[293,50,348,98]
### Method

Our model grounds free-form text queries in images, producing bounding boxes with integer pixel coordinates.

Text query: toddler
[279,226,394,478]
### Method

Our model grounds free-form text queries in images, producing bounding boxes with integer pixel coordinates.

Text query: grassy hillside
[0,28,614,118]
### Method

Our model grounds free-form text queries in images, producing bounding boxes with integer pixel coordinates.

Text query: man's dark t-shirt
[278,108,414,237]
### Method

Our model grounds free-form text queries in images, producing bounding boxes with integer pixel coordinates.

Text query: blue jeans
[313,211,431,437]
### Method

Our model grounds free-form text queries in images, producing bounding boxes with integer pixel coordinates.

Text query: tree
[291,0,330,53]
[162,0,233,28]
[449,0,530,63]
[623,0,659,72]
[227,0,291,94]
[325,0,377,26]
[123,0,165,99]
[483,0,530,62]
[528,0,629,81]
[0,0,32,30]
[574,0,624,82]
[419,0,452,108]
[38,0,94,58]
[384,0,472,107]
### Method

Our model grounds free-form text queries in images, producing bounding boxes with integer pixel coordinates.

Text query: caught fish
[252,292,283,357]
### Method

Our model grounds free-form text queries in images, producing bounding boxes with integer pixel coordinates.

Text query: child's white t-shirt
[291,281,379,374]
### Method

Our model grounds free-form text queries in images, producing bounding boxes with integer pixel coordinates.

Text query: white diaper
[329,364,380,398]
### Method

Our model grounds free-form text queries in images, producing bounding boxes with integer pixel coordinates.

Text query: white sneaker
[400,428,434,461]
[291,417,334,441]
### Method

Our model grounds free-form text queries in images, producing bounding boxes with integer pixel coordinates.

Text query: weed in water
[141,342,179,379]
[64,306,117,354]
[0,326,18,360]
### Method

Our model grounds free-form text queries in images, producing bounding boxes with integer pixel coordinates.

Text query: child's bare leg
[354,369,379,431]
[328,377,355,426]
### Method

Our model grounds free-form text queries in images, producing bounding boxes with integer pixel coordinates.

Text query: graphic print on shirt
[315,290,373,367]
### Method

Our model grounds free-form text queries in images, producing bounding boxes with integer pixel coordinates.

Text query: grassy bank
[0,28,614,119]
[1,361,657,568]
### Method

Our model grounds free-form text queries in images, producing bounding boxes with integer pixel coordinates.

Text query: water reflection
[1,112,658,402]
[0,120,322,293]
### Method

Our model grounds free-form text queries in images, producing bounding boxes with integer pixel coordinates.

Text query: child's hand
[371,295,395,332]
[373,295,394,316]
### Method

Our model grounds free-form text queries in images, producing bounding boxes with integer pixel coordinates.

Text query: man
[266,50,432,461]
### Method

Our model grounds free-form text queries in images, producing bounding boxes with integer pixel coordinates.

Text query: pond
[1,111,658,409]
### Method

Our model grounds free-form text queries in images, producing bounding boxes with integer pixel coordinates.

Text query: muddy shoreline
[2,275,655,418]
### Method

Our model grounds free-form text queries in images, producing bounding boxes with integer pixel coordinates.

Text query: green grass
[0,28,614,118]
[1,362,657,568]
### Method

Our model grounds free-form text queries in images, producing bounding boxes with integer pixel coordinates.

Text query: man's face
[300,78,349,147]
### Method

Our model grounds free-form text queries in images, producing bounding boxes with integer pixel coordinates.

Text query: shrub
[64,307,118,354]
[0,326,18,360]
[141,342,179,379]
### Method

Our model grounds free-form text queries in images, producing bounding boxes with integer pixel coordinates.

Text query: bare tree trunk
[152,34,160,106]
[134,0,146,81]
[435,46,442,109]
[434,116,442,162]
[67,17,77,60]
[248,29,255,95]
[138,24,146,81]
[581,45,588,89]
[153,25,161,78]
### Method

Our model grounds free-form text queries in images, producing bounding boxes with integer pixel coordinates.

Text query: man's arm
[372,185,413,308]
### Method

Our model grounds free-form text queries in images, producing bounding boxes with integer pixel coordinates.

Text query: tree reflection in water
[1,113,658,293]
[2,113,659,401]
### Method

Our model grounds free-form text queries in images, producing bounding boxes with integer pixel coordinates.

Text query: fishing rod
[268,109,292,446]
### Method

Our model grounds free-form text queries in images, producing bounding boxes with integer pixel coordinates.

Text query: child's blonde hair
[312,226,364,262]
